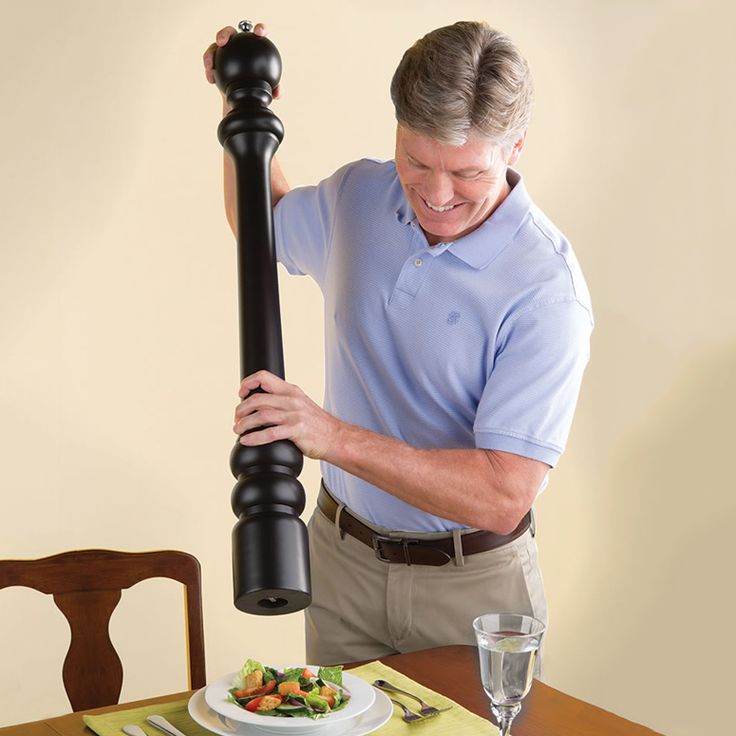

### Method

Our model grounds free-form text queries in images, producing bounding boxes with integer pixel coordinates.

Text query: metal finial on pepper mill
[213,22,311,615]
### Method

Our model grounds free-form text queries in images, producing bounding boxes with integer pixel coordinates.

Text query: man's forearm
[234,372,548,534]
[324,420,544,534]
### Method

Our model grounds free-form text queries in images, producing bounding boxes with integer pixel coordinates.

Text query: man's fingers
[238,370,290,398]
[239,425,288,446]
[203,42,217,82]
[234,406,286,435]
[234,392,291,420]
[204,25,235,83]
[216,26,238,45]
[203,42,217,65]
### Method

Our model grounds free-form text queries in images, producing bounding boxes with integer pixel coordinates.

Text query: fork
[389,698,425,723]
[373,679,442,717]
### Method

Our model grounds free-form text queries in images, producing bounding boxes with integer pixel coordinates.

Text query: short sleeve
[273,163,353,286]
[474,299,593,466]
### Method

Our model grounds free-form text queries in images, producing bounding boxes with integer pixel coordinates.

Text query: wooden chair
[0,549,206,711]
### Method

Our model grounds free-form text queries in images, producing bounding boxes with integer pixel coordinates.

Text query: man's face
[394,124,524,245]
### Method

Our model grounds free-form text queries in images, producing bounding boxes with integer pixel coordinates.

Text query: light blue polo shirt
[274,158,593,532]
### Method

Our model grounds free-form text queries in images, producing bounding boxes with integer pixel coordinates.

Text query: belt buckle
[372,534,420,565]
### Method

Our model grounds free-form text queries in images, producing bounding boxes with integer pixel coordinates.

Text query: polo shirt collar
[394,167,532,270]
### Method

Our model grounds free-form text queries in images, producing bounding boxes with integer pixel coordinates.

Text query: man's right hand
[202,23,282,98]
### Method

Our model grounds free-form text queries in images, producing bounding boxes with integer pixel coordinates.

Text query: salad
[227,659,351,719]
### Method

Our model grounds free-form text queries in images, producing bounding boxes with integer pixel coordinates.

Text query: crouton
[256,695,282,711]
[278,681,302,696]
[243,670,263,691]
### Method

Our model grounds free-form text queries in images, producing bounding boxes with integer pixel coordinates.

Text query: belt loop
[334,502,347,541]
[452,528,465,567]
[530,508,536,538]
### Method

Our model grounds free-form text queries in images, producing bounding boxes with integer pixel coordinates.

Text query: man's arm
[323,422,546,535]
[233,371,549,534]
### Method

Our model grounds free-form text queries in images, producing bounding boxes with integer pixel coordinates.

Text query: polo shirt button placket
[389,251,431,307]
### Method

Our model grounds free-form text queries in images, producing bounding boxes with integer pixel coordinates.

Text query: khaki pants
[304,501,547,673]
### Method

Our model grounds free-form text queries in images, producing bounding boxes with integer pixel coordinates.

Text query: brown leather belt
[317,484,532,566]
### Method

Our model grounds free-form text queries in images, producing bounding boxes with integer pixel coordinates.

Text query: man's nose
[424,172,454,205]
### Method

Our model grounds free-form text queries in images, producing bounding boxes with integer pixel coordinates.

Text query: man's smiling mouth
[422,197,461,213]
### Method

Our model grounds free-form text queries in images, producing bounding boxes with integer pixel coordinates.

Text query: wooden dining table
[0,645,664,736]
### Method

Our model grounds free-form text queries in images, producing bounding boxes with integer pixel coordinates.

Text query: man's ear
[507,129,527,166]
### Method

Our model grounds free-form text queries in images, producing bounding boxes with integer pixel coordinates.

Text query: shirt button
[414,258,423,267]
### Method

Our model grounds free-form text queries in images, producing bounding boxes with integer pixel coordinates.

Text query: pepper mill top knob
[213,21,282,106]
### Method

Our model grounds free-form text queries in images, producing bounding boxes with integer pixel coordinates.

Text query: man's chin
[416,217,464,242]
[419,225,461,245]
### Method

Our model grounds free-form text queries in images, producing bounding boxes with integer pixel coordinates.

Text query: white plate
[189,687,393,736]
[204,667,375,732]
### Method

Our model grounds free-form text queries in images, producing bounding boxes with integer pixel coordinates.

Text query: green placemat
[82,698,210,736]
[349,660,497,735]
[83,662,496,735]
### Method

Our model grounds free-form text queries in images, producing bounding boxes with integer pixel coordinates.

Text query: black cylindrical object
[214,22,311,615]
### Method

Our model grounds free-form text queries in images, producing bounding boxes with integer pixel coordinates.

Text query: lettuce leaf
[231,658,265,689]
[306,692,331,713]
[317,665,343,687]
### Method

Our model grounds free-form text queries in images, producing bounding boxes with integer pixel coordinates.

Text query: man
[203,21,593,667]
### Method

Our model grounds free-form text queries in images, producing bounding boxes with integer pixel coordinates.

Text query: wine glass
[472,613,546,735]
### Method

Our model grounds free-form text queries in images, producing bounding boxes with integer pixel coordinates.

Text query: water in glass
[478,632,538,705]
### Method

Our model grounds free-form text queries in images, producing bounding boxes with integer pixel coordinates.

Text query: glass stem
[492,703,521,736]
[498,716,513,736]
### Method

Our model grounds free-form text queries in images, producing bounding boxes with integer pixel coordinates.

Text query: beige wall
[1,1,733,733]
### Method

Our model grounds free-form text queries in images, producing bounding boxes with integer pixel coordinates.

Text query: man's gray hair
[390,21,534,147]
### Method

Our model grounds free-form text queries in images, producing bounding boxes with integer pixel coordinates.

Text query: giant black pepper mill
[214,21,311,614]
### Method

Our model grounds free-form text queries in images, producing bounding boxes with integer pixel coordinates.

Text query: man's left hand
[234,370,340,459]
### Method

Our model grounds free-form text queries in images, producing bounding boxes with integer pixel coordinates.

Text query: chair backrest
[0,549,206,711]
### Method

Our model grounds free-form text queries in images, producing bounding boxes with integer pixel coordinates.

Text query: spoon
[122,727,147,736]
